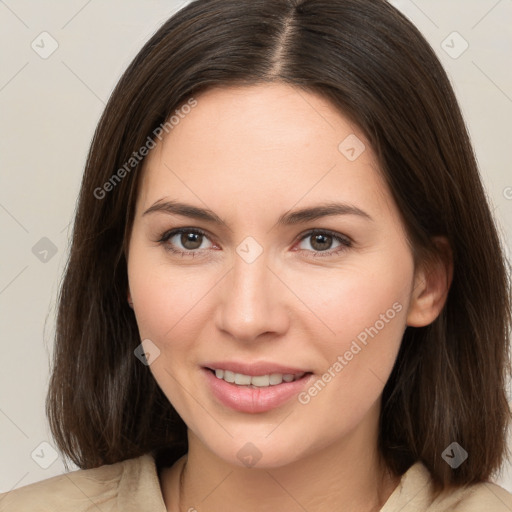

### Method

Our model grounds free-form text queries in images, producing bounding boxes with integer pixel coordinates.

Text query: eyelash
[157,227,352,259]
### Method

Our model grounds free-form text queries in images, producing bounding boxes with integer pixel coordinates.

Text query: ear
[406,237,453,327]
[127,287,134,309]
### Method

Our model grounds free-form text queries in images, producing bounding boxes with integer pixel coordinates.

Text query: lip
[202,367,314,413]
[202,360,310,376]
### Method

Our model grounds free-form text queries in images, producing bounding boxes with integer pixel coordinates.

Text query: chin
[197,429,313,470]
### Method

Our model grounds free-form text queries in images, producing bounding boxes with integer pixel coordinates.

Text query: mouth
[205,367,310,388]
[201,366,314,413]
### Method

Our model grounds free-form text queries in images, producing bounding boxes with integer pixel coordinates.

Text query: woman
[2,0,511,510]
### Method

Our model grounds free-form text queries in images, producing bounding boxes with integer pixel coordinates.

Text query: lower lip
[202,368,313,413]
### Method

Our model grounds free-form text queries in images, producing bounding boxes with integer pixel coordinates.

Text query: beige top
[1,453,512,511]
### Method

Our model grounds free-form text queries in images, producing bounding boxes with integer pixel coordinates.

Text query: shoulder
[431,479,512,511]
[382,461,512,512]
[0,453,164,512]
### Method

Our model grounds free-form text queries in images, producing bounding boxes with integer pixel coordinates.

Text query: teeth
[269,373,283,385]
[224,370,235,383]
[251,375,269,387]
[212,369,305,387]
[234,373,252,385]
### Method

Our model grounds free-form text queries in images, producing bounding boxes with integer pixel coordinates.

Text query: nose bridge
[216,243,287,341]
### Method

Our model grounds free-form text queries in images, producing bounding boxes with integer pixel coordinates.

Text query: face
[127,83,418,468]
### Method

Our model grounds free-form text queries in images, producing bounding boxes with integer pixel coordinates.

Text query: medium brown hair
[47,0,512,493]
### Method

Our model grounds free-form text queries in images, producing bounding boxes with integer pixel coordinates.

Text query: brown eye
[179,231,204,250]
[296,230,352,257]
[309,233,333,251]
[158,228,213,256]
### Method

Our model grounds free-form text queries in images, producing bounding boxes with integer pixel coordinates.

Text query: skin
[126,83,452,512]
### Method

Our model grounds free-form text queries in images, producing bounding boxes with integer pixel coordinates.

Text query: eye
[158,228,214,257]
[294,229,352,257]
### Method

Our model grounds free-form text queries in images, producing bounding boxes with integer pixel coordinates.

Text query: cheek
[288,258,410,347]
[126,231,225,432]
[127,254,211,419]
[290,253,411,399]
[127,242,219,362]
[130,268,207,344]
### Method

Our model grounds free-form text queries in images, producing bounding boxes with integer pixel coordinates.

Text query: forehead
[136,83,394,224]
[168,83,362,155]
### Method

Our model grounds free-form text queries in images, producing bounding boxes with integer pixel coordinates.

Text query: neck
[160,402,399,512]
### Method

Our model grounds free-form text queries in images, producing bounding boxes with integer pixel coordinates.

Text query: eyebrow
[143,200,373,225]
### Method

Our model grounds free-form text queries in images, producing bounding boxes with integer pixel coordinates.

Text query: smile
[202,367,314,413]
[210,368,306,387]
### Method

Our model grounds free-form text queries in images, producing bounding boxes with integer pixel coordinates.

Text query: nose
[215,249,290,343]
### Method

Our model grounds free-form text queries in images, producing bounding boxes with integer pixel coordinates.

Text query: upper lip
[203,361,311,376]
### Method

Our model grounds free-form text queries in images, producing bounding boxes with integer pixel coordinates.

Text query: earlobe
[127,289,134,309]
[406,237,453,327]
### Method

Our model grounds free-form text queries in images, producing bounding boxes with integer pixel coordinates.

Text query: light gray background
[1,0,511,495]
